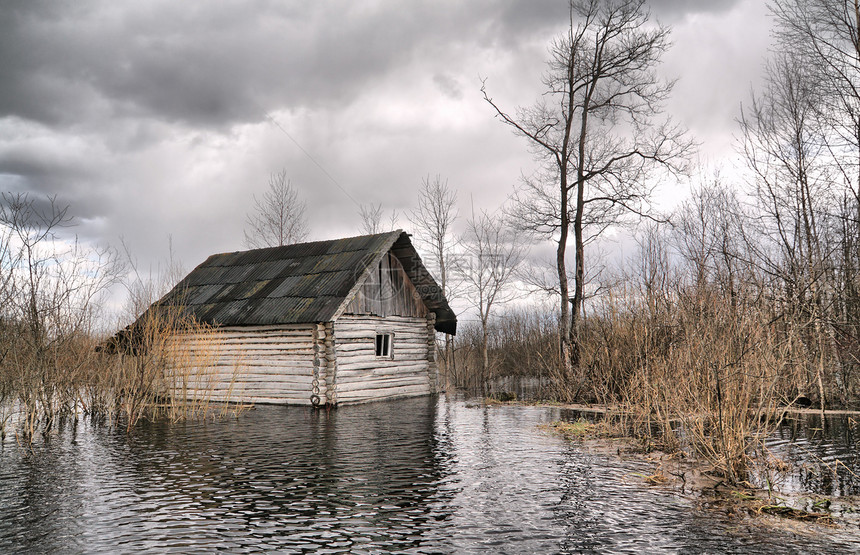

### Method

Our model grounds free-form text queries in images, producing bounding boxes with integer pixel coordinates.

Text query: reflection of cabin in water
[122,230,456,406]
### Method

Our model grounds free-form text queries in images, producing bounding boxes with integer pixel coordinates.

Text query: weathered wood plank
[337,384,431,402]
[331,314,434,403]
[336,378,429,392]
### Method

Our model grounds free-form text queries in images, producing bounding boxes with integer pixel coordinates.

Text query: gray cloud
[0,0,568,131]
[0,0,765,315]
[648,0,741,19]
[0,0,745,131]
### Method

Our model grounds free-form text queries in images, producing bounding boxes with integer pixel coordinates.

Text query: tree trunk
[557,169,573,399]
[481,322,490,396]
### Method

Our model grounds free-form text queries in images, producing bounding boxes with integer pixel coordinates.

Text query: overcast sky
[1,0,772,302]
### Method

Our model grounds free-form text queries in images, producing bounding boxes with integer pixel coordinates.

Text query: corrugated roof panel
[184,266,224,286]
[307,295,343,322]
[245,296,315,324]
[209,251,243,267]
[226,279,272,300]
[201,266,235,285]
[326,234,381,254]
[231,247,268,265]
[293,241,330,257]
[220,264,256,284]
[247,259,293,281]
[308,251,357,273]
[206,283,237,303]
[266,275,304,298]
[209,300,256,324]
[314,271,354,296]
[196,303,222,323]
[184,284,219,305]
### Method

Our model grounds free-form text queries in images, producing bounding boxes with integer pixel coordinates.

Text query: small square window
[375,333,392,357]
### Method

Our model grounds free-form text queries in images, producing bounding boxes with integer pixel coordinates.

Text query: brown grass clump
[541,418,619,440]
[0,194,248,442]
[99,297,250,432]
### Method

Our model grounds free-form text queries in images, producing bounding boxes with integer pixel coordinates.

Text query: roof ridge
[204,229,403,261]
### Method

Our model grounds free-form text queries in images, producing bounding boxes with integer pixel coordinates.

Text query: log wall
[333,314,436,404]
[164,315,438,406]
[166,324,317,405]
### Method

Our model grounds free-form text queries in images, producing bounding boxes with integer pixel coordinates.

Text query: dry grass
[541,418,619,439]
[458,277,832,486]
[580,281,795,484]
[0,301,249,442]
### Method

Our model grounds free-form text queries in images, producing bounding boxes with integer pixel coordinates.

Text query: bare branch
[244,170,309,248]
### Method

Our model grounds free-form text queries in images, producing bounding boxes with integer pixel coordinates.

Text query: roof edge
[329,230,402,322]
[331,230,457,335]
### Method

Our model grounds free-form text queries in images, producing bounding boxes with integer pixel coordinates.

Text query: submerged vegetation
[0,193,245,443]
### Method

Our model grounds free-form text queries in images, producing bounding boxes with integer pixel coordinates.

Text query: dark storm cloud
[0,0,762,298]
[0,0,744,131]
[0,0,563,131]
[2,1,397,128]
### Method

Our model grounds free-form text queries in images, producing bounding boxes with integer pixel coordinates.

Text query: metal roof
[137,230,456,334]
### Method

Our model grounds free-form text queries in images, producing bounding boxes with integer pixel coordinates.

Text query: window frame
[375,332,393,358]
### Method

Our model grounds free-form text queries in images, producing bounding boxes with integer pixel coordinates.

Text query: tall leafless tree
[482,0,690,395]
[358,203,384,234]
[771,0,860,405]
[458,209,525,388]
[741,44,843,412]
[408,175,459,380]
[772,0,860,199]
[409,175,458,297]
[244,170,309,248]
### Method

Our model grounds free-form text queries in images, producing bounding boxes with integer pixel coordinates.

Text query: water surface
[1,396,858,553]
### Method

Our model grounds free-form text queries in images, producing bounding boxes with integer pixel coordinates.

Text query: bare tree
[771,0,860,406]
[408,175,459,380]
[772,1,860,197]
[0,193,122,434]
[120,234,187,321]
[409,176,458,295]
[359,202,399,234]
[743,48,835,411]
[359,203,383,234]
[244,170,309,248]
[482,0,690,395]
[740,43,848,411]
[458,209,525,388]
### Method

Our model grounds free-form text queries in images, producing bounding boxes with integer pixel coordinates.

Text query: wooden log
[336,378,429,393]
[337,362,428,375]
[186,374,313,384]
[337,384,430,401]
[336,357,428,371]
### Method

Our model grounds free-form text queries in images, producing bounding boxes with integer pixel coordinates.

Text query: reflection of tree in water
[766,414,860,497]
[0,420,98,553]
[552,443,604,554]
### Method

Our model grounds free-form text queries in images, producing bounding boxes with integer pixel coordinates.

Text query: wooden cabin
[120,230,456,406]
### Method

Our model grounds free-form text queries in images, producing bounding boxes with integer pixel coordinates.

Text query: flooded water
[1,396,859,553]
[764,412,860,498]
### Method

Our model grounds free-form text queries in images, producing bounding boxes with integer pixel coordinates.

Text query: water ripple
[1,397,858,553]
